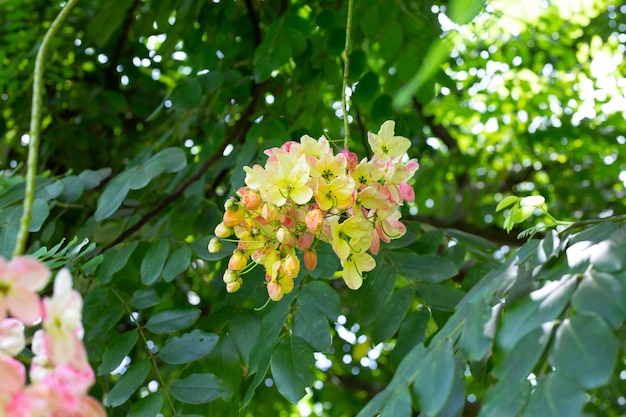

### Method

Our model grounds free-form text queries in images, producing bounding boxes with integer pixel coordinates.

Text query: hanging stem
[342,0,354,150]
[13,0,79,257]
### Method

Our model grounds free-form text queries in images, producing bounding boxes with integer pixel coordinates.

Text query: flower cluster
[0,256,105,417]
[209,120,418,301]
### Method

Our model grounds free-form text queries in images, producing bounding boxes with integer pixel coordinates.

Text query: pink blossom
[0,318,25,357]
[399,182,415,202]
[0,256,50,325]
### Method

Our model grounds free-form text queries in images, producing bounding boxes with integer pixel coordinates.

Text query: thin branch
[341,0,354,150]
[412,97,458,151]
[14,0,79,257]
[103,81,267,251]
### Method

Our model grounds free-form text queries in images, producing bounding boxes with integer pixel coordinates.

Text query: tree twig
[14,0,79,257]
[341,0,354,150]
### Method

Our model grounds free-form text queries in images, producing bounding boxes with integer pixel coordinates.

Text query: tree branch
[103,81,267,251]
[413,97,458,151]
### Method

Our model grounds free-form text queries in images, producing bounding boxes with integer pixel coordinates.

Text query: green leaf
[371,286,413,343]
[229,311,261,364]
[170,373,226,404]
[96,241,138,284]
[105,360,151,407]
[379,386,412,417]
[270,335,315,404]
[140,240,170,285]
[495,195,519,212]
[293,305,331,352]
[497,275,577,350]
[520,373,586,417]
[162,245,192,282]
[549,312,619,389]
[98,331,139,375]
[159,330,218,364]
[145,308,201,334]
[297,280,341,321]
[169,78,203,110]
[411,339,455,416]
[142,147,187,176]
[28,199,49,232]
[78,167,111,190]
[493,324,553,384]
[459,297,494,362]
[127,393,163,417]
[94,170,133,221]
[390,307,430,369]
[571,270,626,328]
[479,380,531,417]
[129,283,176,309]
[519,195,545,207]
[386,252,459,283]
[414,282,465,312]
[59,175,84,202]
[448,0,484,25]
[358,266,397,326]
[353,72,380,103]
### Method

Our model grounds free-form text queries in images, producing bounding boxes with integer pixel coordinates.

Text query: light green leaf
[549,312,619,389]
[162,245,191,282]
[493,324,553,384]
[28,199,49,232]
[140,240,170,285]
[94,170,133,221]
[145,308,201,334]
[448,0,484,25]
[379,386,412,417]
[170,373,226,404]
[571,270,626,327]
[159,330,218,364]
[270,335,315,404]
[495,195,519,212]
[105,360,151,407]
[519,195,545,207]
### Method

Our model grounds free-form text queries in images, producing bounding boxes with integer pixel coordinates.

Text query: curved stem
[14,0,79,257]
[341,0,354,150]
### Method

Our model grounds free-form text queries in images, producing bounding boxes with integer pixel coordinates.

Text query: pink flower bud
[303,249,318,271]
[399,182,415,202]
[341,149,359,171]
[305,209,323,232]
[223,269,238,284]
[266,281,284,301]
[214,222,233,238]
[297,232,314,251]
[208,237,222,253]
[241,190,262,210]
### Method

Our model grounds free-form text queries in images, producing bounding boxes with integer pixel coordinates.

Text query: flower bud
[305,209,323,232]
[226,278,243,293]
[241,190,262,210]
[228,250,248,271]
[208,237,222,253]
[266,281,284,301]
[224,197,238,212]
[281,253,300,278]
[303,249,318,271]
[214,222,233,238]
[223,269,239,284]
[223,207,246,227]
[276,227,291,244]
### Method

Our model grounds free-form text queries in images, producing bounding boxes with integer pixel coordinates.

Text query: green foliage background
[1,0,626,416]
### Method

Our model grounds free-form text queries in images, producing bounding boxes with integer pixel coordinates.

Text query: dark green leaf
[459,297,494,362]
[479,380,531,417]
[145,308,201,334]
[140,240,169,285]
[127,393,163,417]
[94,170,133,221]
[270,335,315,404]
[549,312,619,389]
[391,307,430,369]
[159,330,218,364]
[411,339,455,416]
[415,282,465,312]
[105,360,151,407]
[98,331,139,375]
[298,280,341,321]
[371,286,413,343]
[28,199,49,232]
[170,373,226,404]
[129,283,176,309]
[162,244,191,282]
[229,311,261,364]
[293,305,331,352]
[520,373,586,417]
[169,78,203,110]
[386,252,459,283]
[493,324,553,384]
[379,386,412,417]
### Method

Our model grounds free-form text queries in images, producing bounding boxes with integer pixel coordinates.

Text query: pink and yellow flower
[0,256,51,325]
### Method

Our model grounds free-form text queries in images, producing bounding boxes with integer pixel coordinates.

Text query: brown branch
[413,97,458,151]
[103,81,267,251]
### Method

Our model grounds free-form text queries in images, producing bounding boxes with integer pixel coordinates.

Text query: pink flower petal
[8,257,51,292]
[6,288,41,325]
